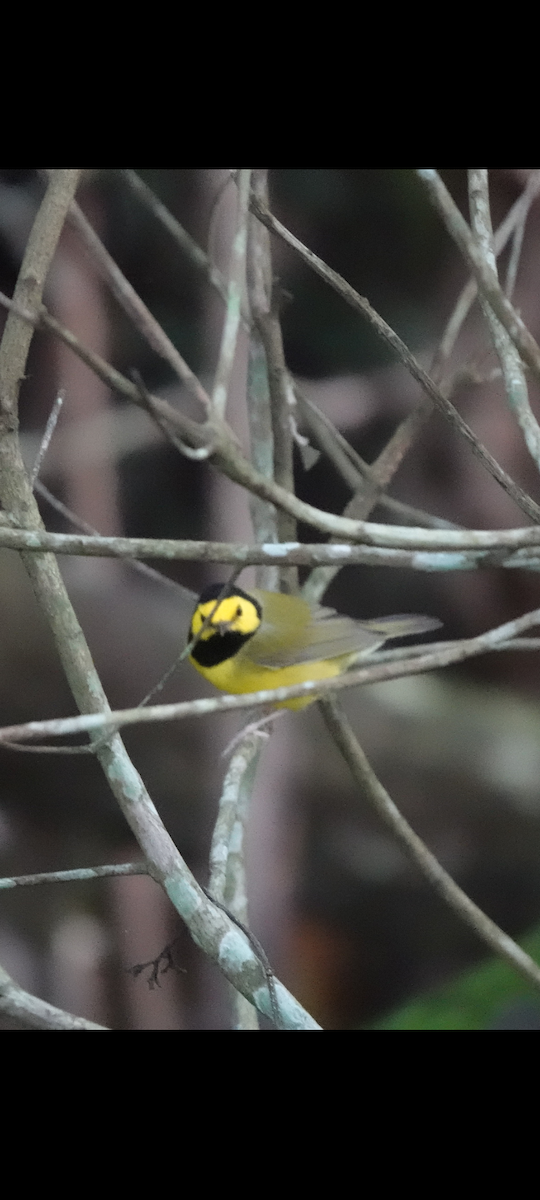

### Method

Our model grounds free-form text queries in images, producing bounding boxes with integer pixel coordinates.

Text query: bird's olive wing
[248,599,441,670]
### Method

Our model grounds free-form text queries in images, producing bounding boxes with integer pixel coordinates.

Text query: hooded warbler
[188,583,441,711]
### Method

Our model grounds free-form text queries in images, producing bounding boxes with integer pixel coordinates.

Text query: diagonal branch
[0,963,108,1030]
[64,192,212,415]
[320,697,540,992]
[122,169,230,305]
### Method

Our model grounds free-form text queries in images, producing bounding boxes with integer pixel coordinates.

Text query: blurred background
[1,169,540,1029]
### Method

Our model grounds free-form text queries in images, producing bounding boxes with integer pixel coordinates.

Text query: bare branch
[35,479,191,596]
[0,287,207,449]
[468,169,540,472]
[65,194,212,415]
[0,171,81,423]
[121,169,231,305]
[0,862,147,890]
[4,524,540,568]
[0,963,108,1030]
[209,731,266,1030]
[246,336,280,588]
[297,391,460,530]
[211,169,251,420]
[30,390,64,486]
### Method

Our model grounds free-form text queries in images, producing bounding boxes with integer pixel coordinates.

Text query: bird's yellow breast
[190,649,346,710]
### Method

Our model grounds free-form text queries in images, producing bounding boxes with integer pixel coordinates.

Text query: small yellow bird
[188,583,441,710]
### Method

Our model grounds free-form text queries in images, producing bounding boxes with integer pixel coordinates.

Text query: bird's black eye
[236,606,242,617]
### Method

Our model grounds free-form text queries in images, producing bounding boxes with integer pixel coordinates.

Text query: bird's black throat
[190,629,254,668]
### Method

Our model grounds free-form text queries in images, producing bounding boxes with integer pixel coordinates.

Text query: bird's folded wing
[250,611,441,669]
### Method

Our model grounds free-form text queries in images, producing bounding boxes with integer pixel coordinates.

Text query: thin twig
[211,169,251,420]
[504,179,540,300]
[30,390,64,486]
[35,479,192,596]
[121,170,230,305]
[505,224,525,302]
[0,862,147,890]
[0,288,208,451]
[130,368,213,460]
[246,335,280,589]
[260,316,298,589]
[297,391,460,530]
[64,194,212,415]
[0,739,95,754]
[320,696,540,992]
[246,169,281,590]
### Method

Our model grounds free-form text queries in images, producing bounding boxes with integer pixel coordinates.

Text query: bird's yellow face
[190,592,261,641]
[189,585,262,669]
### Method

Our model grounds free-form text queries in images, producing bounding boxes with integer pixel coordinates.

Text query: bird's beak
[214,620,234,636]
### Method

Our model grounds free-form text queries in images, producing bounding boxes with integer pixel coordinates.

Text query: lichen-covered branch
[209,731,266,1030]
[0,169,319,1031]
[0,964,108,1030]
